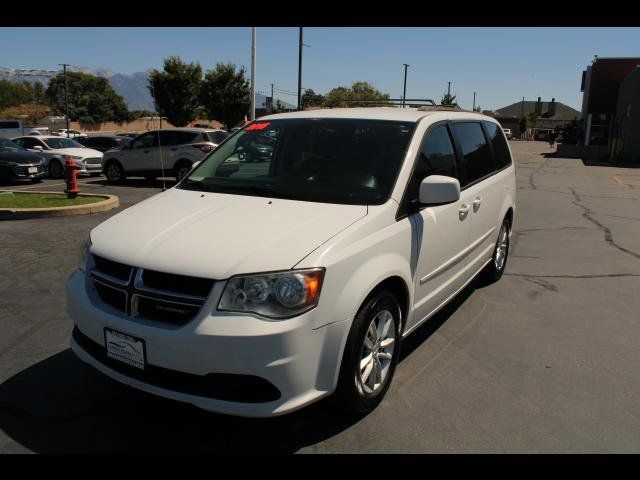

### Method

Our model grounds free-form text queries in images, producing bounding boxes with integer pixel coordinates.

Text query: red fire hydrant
[64,157,81,199]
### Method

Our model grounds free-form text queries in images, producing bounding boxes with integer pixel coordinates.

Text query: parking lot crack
[568,188,640,261]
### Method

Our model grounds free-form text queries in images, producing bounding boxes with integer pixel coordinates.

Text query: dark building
[612,66,640,162]
[490,98,580,139]
[580,56,640,150]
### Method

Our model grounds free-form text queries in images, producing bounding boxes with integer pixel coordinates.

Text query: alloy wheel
[494,223,509,271]
[358,309,396,396]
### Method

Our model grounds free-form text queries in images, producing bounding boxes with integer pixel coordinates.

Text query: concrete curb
[0,190,119,220]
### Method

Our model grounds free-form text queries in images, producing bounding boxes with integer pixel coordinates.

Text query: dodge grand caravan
[68,108,516,417]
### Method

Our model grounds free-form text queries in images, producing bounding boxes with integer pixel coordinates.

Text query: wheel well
[174,159,192,170]
[104,158,121,168]
[505,208,514,230]
[366,276,410,332]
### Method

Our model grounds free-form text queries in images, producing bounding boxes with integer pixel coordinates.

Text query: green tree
[300,88,324,109]
[200,63,251,129]
[519,115,529,138]
[128,110,156,120]
[148,56,202,127]
[46,71,129,124]
[32,81,46,104]
[0,80,34,109]
[323,82,389,107]
[440,91,457,106]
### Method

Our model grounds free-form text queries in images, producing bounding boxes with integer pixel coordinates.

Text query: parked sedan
[12,136,103,179]
[77,135,132,152]
[0,138,46,183]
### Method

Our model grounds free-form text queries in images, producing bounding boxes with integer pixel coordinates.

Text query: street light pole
[473,91,476,111]
[298,27,303,110]
[250,27,256,121]
[402,64,409,108]
[59,63,70,137]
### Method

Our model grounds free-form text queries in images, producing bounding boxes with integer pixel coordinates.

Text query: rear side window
[207,131,229,144]
[483,121,512,170]
[452,122,493,185]
[0,121,20,129]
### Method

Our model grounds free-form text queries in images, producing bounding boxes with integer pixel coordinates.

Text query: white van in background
[0,120,25,139]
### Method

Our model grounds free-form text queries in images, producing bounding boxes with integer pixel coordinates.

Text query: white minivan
[67,108,516,417]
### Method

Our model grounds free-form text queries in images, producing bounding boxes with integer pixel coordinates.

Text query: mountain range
[0,67,295,112]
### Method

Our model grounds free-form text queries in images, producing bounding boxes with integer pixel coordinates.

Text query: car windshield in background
[181,118,416,205]
[0,138,25,152]
[42,137,83,149]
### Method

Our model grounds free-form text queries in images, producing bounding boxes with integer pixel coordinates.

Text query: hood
[0,150,43,164]
[49,147,103,158]
[90,188,367,279]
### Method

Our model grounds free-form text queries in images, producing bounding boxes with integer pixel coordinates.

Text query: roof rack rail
[340,98,436,108]
[417,104,465,111]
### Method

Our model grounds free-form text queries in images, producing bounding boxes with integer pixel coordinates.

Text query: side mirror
[418,175,461,205]
[32,145,44,151]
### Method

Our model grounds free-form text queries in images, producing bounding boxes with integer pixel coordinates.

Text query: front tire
[333,290,402,415]
[175,161,192,182]
[48,159,64,179]
[483,218,510,282]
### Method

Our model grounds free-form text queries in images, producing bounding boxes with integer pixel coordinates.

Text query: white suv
[68,108,516,417]
[102,128,229,183]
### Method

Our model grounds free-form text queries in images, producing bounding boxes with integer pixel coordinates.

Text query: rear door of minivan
[450,120,507,275]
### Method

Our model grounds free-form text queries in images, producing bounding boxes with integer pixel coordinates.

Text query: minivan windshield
[180,118,416,205]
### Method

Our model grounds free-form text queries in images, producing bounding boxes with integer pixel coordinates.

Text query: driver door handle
[459,203,470,220]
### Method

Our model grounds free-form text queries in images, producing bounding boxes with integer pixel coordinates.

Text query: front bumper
[66,269,347,417]
[78,162,103,175]
[10,163,46,180]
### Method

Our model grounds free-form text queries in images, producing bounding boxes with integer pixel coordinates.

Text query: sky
[2,27,640,111]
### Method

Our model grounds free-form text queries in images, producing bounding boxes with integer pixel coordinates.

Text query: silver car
[102,128,229,183]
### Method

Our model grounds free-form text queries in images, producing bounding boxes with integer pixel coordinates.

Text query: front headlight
[218,268,325,319]
[79,235,92,272]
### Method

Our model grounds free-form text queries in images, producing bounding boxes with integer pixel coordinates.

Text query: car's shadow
[0,277,489,453]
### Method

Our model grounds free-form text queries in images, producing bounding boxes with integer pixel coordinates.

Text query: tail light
[192,143,215,153]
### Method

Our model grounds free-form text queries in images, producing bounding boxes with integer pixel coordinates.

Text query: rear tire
[105,161,125,184]
[483,218,510,282]
[332,290,402,416]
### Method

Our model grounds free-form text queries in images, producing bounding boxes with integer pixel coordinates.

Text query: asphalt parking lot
[1,141,640,453]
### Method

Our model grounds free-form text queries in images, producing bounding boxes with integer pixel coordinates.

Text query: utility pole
[447,81,451,96]
[298,27,303,110]
[521,96,525,117]
[59,63,70,137]
[271,83,274,113]
[473,92,476,111]
[402,64,409,108]
[251,27,256,121]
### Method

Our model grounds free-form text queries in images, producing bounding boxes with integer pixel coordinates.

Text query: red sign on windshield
[244,122,271,131]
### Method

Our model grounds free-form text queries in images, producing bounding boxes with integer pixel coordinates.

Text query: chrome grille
[13,164,44,176]
[84,157,103,165]
[89,254,213,326]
